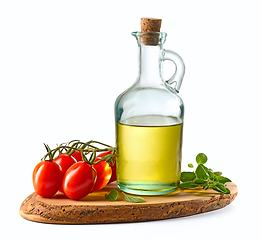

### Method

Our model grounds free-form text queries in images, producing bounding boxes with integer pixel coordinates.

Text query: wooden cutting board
[19,182,238,224]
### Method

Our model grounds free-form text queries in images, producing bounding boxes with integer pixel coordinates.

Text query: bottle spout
[132,31,167,46]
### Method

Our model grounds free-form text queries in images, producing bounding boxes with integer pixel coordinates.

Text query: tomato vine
[41,140,116,165]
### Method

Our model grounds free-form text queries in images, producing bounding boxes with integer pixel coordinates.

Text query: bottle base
[117,181,178,195]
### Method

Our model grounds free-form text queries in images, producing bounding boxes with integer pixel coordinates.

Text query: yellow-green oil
[116,117,183,195]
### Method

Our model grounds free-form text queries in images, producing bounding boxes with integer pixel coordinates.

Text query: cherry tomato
[53,154,77,192]
[91,158,112,192]
[97,151,113,158]
[62,162,97,200]
[53,154,77,174]
[32,161,63,198]
[108,162,116,183]
[97,151,117,183]
[71,151,83,162]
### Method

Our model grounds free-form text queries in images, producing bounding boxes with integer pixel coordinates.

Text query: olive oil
[116,116,183,195]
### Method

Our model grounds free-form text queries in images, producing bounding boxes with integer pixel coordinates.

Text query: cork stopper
[140,18,162,45]
[141,18,162,33]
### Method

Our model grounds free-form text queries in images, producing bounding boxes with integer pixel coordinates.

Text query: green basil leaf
[212,182,230,194]
[179,181,199,189]
[194,178,208,185]
[123,193,144,203]
[188,163,194,168]
[196,153,208,164]
[105,190,118,201]
[180,171,196,182]
[195,164,209,180]
[217,176,232,184]
[214,171,222,176]
[207,168,215,180]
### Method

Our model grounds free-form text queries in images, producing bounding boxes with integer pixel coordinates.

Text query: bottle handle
[163,49,185,92]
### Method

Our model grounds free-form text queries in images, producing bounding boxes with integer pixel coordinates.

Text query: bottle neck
[137,44,163,87]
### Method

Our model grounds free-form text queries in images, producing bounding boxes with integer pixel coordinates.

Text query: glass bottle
[115,31,185,195]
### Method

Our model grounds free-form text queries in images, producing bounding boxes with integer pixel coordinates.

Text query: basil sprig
[179,153,231,194]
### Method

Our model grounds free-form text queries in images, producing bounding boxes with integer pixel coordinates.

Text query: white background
[1,0,260,239]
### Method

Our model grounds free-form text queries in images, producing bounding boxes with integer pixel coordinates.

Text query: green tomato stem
[41,140,116,165]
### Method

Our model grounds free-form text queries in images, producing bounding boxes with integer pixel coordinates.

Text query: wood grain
[19,182,238,224]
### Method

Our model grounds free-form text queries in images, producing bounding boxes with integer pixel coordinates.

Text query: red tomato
[97,151,117,183]
[32,161,63,198]
[91,158,112,192]
[62,162,97,200]
[108,162,117,183]
[97,151,113,158]
[53,154,77,174]
[53,154,77,192]
[71,151,83,162]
